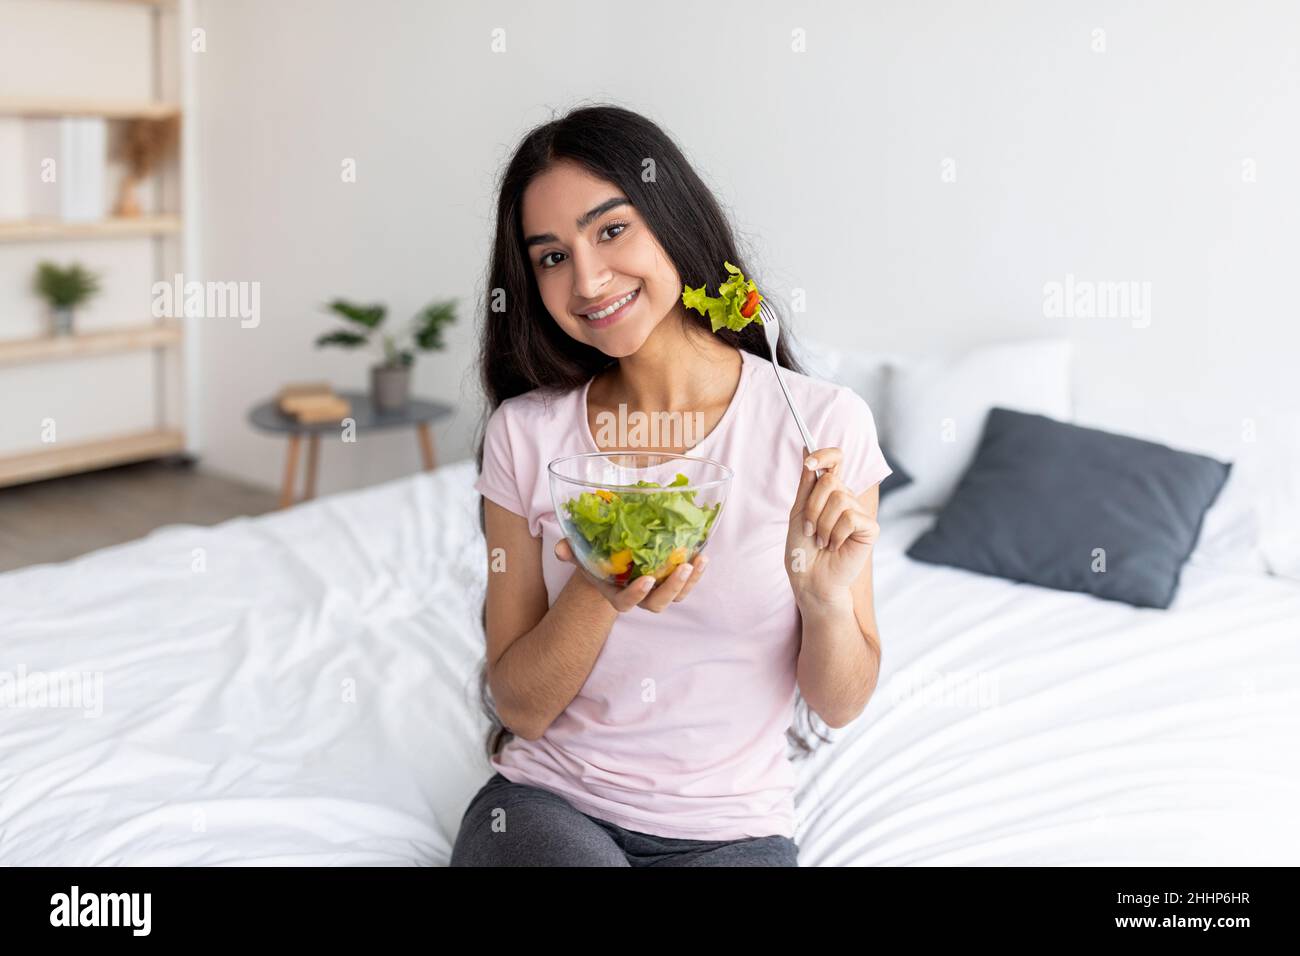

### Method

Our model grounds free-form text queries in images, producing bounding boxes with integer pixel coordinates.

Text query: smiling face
[521,160,684,358]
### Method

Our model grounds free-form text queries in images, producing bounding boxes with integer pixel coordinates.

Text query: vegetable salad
[562,473,722,585]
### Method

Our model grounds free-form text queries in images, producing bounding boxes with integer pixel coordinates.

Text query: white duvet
[1,460,1296,865]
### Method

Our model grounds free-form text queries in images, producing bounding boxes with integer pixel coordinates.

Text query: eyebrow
[523,197,631,248]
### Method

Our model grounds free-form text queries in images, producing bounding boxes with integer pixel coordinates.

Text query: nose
[569,241,612,302]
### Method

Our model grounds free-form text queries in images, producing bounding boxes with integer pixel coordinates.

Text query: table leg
[304,433,320,500]
[280,434,301,508]
[417,422,437,471]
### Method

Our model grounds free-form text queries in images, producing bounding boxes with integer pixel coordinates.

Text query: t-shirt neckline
[579,347,755,461]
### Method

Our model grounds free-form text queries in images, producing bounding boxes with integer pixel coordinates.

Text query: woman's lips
[581,287,639,329]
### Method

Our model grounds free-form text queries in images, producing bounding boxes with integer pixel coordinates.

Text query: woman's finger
[804,472,843,545]
[799,447,851,541]
[612,575,656,611]
[816,489,857,549]
[637,560,696,613]
[671,554,709,601]
[826,506,876,551]
[803,446,844,474]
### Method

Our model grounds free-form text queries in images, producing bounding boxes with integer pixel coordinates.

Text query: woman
[450,104,892,867]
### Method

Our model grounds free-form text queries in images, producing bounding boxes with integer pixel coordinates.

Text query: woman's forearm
[491,571,620,740]
[795,589,881,729]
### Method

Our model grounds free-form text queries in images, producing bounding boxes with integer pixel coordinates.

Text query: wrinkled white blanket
[1,460,1295,865]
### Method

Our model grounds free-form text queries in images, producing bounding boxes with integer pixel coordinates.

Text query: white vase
[51,306,75,336]
[371,364,411,413]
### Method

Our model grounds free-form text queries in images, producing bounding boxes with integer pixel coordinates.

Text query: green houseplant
[34,261,102,337]
[316,297,458,412]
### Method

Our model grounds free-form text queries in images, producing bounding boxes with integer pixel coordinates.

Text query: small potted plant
[316,297,458,412]
[34,261,102,336]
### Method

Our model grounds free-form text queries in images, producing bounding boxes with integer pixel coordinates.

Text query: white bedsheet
[1,460,1296,865]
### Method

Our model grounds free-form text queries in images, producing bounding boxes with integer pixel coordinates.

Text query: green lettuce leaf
[681,260,764,332]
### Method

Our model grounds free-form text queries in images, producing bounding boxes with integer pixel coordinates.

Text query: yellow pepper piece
[594,489,618,503]
[609,549,633,574]
[650,547,692,582]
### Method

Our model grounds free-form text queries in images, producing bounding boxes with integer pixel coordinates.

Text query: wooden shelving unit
[0,429,186,488]
[0,0,198,488]
[0,214,181,242]
[0,321,181,367]
[0,96,180,120]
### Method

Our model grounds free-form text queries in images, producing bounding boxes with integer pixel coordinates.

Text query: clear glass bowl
[547,451,733,588]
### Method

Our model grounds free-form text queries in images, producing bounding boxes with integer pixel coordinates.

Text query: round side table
[248,390,454,507]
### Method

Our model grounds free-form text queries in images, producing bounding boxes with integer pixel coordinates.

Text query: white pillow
[1186,461,1270,575]
[788,333,842,382]
[790,335,895,446]
[1254,421,1300,582]
[1186,414,1300,581]
[880,337,1075,517]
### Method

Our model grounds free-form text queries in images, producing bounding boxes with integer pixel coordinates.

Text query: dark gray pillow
[905,408,1231,609]
[880,446,912,498]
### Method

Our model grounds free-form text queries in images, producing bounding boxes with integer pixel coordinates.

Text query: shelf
[0,97,181,120]
[0,322,181,367]
[0,0,194,488]
[0,215,181,243]
[0,428,185,488]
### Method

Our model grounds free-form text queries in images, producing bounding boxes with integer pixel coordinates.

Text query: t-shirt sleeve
[473,402,527,519]
[826,386,893,494]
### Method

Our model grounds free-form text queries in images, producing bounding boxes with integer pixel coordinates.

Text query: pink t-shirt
[473,346,892,840]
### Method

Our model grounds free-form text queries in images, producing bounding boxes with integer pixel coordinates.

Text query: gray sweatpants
[449,772,799,867]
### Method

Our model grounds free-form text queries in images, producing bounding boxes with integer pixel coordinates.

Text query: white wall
[193,0,1300,495]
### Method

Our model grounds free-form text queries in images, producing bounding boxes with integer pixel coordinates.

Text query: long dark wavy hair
[474,103,832,762]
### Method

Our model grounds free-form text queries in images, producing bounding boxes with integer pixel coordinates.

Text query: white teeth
[584,289,637,320]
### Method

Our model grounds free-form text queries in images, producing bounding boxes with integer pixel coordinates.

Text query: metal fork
[761,310,824,479]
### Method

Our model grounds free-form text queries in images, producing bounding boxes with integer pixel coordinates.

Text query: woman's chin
[592,339,641,359]
[585,321,653,357]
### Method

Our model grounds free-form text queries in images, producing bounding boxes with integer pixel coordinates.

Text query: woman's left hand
[784,446,880,603]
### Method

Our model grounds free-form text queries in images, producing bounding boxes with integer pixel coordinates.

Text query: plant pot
[371,364,411,413]
[51,306,75,337]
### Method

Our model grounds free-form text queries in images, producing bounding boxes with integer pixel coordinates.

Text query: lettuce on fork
[681,260,765,332]
[563,473,722,584]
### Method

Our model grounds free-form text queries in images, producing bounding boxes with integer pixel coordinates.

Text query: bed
[1,457,1297,865]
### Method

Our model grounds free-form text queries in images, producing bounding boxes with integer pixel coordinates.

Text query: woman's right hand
[554,537,708,613]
